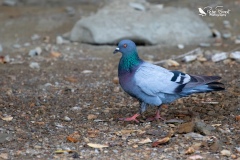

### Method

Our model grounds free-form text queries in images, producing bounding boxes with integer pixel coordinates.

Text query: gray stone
[69,0,211,45]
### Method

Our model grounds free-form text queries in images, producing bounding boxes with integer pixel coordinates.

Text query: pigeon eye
[123,44,127,48]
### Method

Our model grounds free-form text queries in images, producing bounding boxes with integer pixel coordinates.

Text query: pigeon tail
[180,75,224,96]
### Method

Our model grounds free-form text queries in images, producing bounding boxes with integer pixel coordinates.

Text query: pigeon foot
[146,110,165,122]
[119,113,140,123]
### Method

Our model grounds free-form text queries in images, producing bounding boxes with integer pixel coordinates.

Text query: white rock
[63,116,71,122]
[235,39,240,44]
[13,44,21,48]
[24,42,30,47]
[31,34,40,40]
[211,52,228,62]
[71,106,81,111]
[177,44,184,49]
[129,2,145,11]
[28,47,42,57]
[230,51,240,61]
[183,55,197,62]
[220,149,231,156]
[82,70,93,74]
[65,6,75,16]
[56,36,64,44]
[184,132,205,140]
[4,55,11,63]
[29,62,40,69]
[56,36,70,44]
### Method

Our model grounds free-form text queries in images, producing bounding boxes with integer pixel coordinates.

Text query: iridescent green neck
[119,52,142,72]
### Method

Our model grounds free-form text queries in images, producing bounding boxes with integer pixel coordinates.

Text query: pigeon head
[113,39,137,55]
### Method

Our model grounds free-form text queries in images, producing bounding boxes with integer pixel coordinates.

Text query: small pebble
[223,20,230,25]
[129,2,145,11]
[113,87,120,92]
[82,70,93,74]
[164,59,180,67]
[211,52,228,62]
[71,106,81,111]
[24,42,30,47]
[31,34,40,41]
[13,44,21,48]
[56,36,64,44]
[222,31,232,39]
[223,20,231,28]
[177,44,184,49]
[113,77,119,84]
[28,47,42,57]
[65,6,76,16]
[183,55,197,62]
[212,29,221,38]
[29,62,40,69]
[199,43,211,47]
[63,116,71,122]
[220,149,231,157]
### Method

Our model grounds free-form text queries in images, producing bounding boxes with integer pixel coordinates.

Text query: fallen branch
[153,48,201,65]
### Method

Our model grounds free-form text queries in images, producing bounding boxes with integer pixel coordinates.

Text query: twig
[153,48,201,65]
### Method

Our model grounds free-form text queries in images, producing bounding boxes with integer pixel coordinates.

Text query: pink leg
[119,113,140,123]
[146,109,165,122]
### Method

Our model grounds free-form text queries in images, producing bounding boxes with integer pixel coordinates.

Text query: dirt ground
[0,0,239,159]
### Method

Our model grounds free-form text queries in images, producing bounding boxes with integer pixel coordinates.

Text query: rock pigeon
[113,39,224,123]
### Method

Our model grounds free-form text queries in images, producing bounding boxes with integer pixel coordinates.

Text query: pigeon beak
[113,47,120,54]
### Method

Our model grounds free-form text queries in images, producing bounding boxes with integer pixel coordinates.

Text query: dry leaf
[138,137,152,144]
[0,153,8,160]
[87,114,97,120]
[185,147,195,155]
[235,115,240,121]
[152,137,170,147]
[87,143,109,149]
[87,129,99,138]
[35,122,45,125]
[67,131,81,143]
[67,136,78,143]
[115,129,142,136]
[165,59,180,67]
[64,77,78,83]
[51,51,62,58]
[1,116,13,121]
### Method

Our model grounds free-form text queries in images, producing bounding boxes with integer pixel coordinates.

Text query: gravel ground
[0,0,239,159]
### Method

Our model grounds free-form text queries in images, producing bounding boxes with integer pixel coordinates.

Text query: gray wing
[134,62,191,96]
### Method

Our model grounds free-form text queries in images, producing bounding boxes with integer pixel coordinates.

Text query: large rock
[69,0,212,45]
